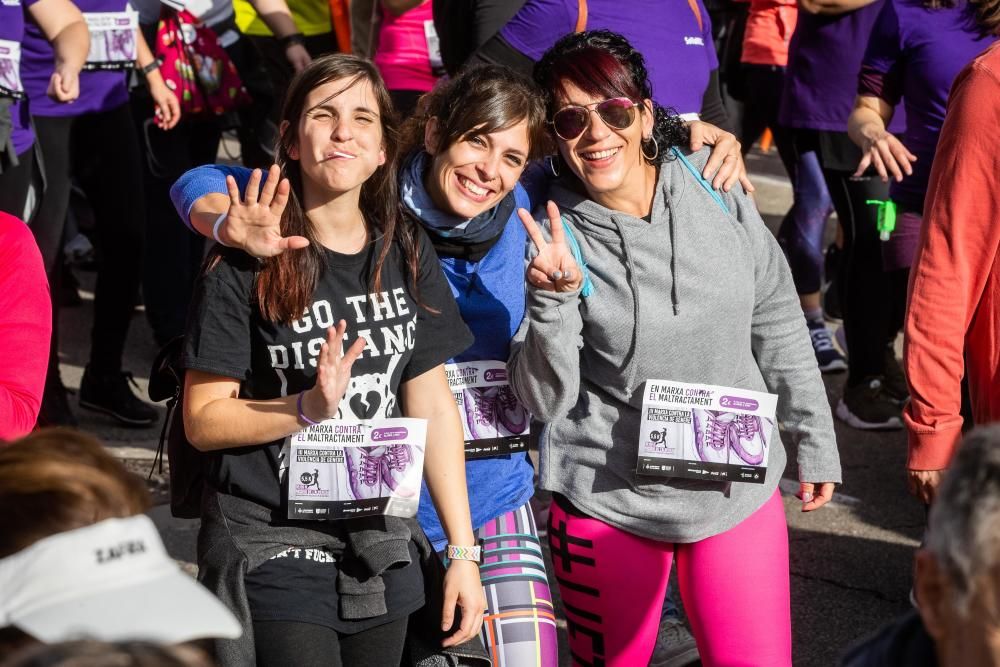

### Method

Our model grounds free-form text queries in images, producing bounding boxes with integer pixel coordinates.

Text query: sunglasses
[551,97,639,141]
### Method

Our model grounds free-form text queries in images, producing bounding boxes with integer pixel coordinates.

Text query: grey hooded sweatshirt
[508,147,842,543]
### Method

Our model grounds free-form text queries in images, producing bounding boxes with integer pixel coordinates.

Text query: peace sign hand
[219,165,310,257]
[518,201,583,293]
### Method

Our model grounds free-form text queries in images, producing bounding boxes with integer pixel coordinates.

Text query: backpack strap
[561,218,595,297]
[575,0,588,33]
[670,146,729,213]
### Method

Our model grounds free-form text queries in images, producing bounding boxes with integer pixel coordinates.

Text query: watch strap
[446,544,482,563]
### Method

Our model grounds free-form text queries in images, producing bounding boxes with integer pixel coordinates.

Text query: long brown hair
[0,428,151,559]
[254,54,420,323]
[400,64,550,161]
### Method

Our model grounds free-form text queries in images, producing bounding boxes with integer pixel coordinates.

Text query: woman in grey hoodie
[509,30,842,667]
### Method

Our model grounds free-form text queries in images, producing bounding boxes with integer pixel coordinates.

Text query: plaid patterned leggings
[474,501,559,667]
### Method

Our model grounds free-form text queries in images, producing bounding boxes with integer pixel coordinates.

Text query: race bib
[637,380,777,484]
[0,39,23,99]
[83,10,138,70]
[446,361,530,460]
[288,418,426,520]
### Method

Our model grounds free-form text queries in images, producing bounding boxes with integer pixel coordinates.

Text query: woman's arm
[847,95,915,182]
[135,28,180,130]
[26,0,89,103]
[726,182,841,509]
[399,365,486,646]
[171,164,308,255]
[507,203,584,421]
[247,0,312,71]
[184,322,366,451]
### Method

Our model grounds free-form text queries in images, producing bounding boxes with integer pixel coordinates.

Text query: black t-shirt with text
[183,229,474,512]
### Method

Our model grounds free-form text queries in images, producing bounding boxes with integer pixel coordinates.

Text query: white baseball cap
[0,515,241,644]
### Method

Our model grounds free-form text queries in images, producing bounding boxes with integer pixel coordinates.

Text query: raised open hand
[299,321,367,423]
[518,201,583,293]
[218,164,309,257]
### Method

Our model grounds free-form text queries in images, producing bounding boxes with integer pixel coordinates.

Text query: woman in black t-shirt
[181,55,486,666]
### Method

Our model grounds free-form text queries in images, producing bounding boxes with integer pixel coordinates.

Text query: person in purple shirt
[779,0,911,431]
[465,0,731,131]
[22,0,181,429]
[848,0,997,275]
[0,0,88,220]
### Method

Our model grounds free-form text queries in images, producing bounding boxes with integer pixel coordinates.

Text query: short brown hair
[0,428,150,559]
[401,64,550,162]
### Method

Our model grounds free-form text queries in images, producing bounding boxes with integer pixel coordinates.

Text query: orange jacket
[904,41,1000,470]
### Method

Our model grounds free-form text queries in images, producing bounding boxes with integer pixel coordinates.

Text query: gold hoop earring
[641,136,659,162]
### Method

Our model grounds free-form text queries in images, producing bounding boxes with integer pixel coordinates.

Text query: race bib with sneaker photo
[82,10,138,70]
[637,380,777,484]
[288,418,426,520]
[0,39,24,99]
[445,361,530,460]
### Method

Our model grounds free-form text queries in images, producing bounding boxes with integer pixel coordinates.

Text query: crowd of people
[1,0,999,665]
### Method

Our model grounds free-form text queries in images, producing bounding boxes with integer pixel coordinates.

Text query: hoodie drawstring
[611,217,644,393]
[666,196,680,317]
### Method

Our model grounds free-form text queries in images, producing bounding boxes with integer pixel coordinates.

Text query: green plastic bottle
[866,199,897,241]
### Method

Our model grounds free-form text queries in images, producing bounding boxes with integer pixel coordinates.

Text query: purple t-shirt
[499,0,718,117]
[0,0,32,155]
[779,1,902,132]
[21,0,130,118]
[860,0,996,210]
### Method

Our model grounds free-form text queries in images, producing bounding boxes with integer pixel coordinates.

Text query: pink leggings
[548,491,791,667]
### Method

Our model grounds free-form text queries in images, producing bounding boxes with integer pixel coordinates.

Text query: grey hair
[925,425,1000,615]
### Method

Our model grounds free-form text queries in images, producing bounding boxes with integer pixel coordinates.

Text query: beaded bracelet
[296,391,321,426]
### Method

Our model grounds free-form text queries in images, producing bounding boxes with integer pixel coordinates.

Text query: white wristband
[211,212,228,246]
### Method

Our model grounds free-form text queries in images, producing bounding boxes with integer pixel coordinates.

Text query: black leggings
[32,103,145,373]
[0,147,37,221]
[253,618,408,667]
[822,170,907,385]
[129,90,214,346]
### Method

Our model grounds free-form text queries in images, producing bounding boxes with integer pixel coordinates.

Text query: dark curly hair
[533,29,689,168]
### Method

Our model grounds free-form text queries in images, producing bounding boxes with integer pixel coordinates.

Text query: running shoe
[79,367,158,427]
[730,414,768,465]
[380,444,418,497]
[835,377,904,430]
[807,319,847,373]
[37,372,78,428]
[495,385,529,434]
[648,614,700,667]
[883,345,910,405]
[693,410,733,464]
[345,446,385,500]
[464,386,499,438]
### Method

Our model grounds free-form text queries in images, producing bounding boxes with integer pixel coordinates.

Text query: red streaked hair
[545,46,643,106]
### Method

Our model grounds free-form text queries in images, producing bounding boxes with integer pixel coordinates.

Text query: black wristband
[279,32,305,50]
[139,58,161,76]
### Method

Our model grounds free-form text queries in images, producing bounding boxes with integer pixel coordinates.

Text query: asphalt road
[55,146,922,666]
